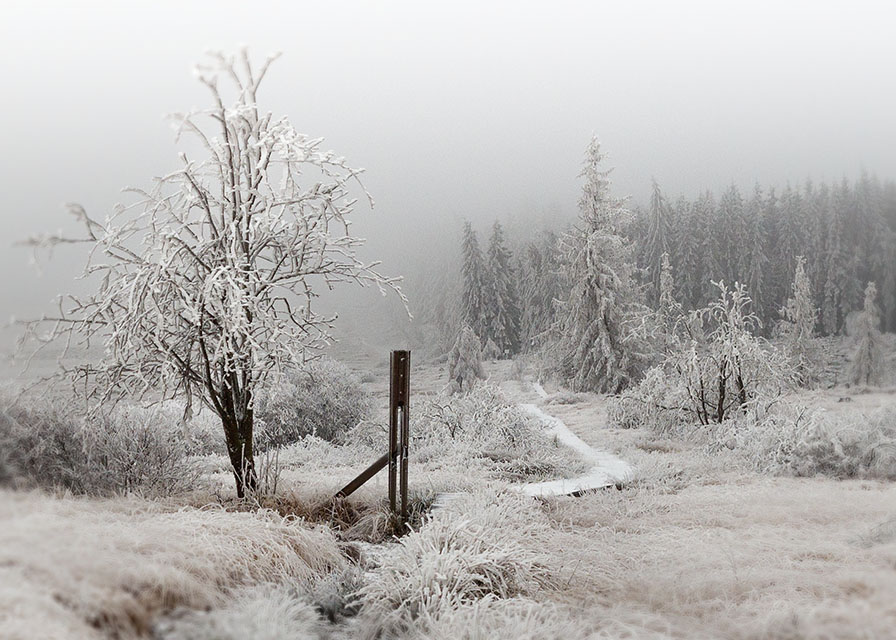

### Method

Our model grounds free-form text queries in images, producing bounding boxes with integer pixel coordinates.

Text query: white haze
[1,0,894,347]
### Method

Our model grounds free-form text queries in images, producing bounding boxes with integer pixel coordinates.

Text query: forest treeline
[631,175,896,335]
[421,172,896,363]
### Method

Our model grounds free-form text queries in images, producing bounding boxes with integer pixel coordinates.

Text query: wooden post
[333,350,410,523]
[390,350,410,522]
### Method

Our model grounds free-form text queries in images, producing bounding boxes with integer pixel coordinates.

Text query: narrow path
[517,402,632,496]
[436,382,632,508]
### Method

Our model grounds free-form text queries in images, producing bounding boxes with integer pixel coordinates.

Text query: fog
[2,0,894,347]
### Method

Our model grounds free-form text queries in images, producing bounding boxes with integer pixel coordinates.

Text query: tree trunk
[221,392,257,499]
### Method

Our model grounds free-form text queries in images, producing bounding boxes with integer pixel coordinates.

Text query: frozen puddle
[518,403,632,497]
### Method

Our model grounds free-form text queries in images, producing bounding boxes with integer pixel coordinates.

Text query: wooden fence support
[335,350,410,524]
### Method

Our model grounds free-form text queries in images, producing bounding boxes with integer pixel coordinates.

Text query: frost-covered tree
[21,51,402,497]
[556,137,643,393]
[447,325,486,394]
[745,185,769,323]
[778,256,819,386]
[484,220,521,356]
[671,196,701,309]
[518,230,561,351]
[849,281,886,386]
[656,252,684,352]
[679,282,788,424]
[614,281,791,429]
[460,220,488,343]
[642,179,671,306]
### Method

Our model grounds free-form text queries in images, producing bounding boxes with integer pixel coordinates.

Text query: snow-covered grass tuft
[0,489,347,639]
[412,597,592,640]
[154,583,324,640]
[355,490,559,639]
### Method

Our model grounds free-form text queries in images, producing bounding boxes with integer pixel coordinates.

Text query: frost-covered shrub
[0,396,85,491]
[356,491,558,639]
[0,394,202,496]
[669,400,896,481]
[608,365,690,433]
[789,408,896,480]
[254,358,373,448]
[414,384,588,482]
[80,405,200,496]
[610,282,793,432]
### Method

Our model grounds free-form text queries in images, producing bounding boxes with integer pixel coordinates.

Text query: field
[1,347,895,639]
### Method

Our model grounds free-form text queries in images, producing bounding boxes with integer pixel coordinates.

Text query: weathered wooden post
[336,350,410,524]
[389,350,410,520]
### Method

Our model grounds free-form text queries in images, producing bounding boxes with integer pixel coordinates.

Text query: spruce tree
[448,325,486,394]
[656,252,683,355]
[849,281,886,386]
[745,185,769,325]
[642,179,671,306]
[671,195,701,309]
[778,256,819,386]
[696,190,721,306]
[717,184,746,284]
[484,220,522,356]
[460,220,488,342]
[519,230,561,350]
[557,137,643,393]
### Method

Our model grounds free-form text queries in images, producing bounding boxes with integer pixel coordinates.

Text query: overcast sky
[1,1,895,338]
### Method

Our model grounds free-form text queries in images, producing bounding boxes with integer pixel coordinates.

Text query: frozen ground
[2,354,895,639]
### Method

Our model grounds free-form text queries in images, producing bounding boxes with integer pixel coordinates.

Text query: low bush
[634,397,896,481]
[789,408,896,480]
[254,358,374,448]
[0,393,208,496]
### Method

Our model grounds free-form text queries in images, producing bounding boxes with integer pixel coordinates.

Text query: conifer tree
[656,252,684,355]
[671,196,701,309]
[849,281,886,386]
[745,185,769,324]
[460,220,488,342]
[556,137,643,393]
[778,256,819,386]
[823,182,852,333]
[519,230,561,350]
[696,191,721,306]
[447,325,486,394]
[484,220,522,356]
[642,179,671,306]
[717,184,747,284]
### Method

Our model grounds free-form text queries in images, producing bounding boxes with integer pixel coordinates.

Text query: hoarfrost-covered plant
[848,281,886,386]
[612,281,792,430]
[448,325,486,395]
[777,256,820,387]
[556,137,645,393]
[676,281,790,424]
[20,50,401,497]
